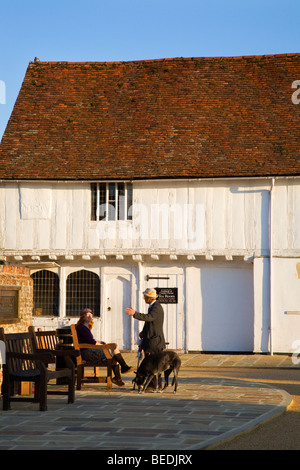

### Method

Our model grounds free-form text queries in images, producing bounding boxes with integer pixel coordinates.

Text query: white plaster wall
[0,179,275,255]
[2,178,300,353]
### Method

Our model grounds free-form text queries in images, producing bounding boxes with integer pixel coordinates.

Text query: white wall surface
[0,179,276,255]
[185,261,254,351]
[2,178,300,353]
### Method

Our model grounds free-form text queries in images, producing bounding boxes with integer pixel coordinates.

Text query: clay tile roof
[0,54,300,180]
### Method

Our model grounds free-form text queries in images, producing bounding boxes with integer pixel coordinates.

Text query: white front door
[104,275,132,350]
[147,272,184,351]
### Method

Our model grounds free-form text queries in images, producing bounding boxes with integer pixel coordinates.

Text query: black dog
[133,350,181,394]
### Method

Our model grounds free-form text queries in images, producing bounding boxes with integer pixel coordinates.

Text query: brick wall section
[0,265,33,333]
[0,54,299,181]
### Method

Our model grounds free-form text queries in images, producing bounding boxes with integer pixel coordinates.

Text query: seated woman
[76,308,133,387]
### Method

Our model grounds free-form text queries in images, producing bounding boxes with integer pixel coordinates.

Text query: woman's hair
[76,308,93,328]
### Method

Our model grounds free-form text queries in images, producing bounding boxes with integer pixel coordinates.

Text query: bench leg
[76,365,83,390]
[68,368,75,403]
[2,368,11,410]
[107,360,113,390]
[39,375,47,411]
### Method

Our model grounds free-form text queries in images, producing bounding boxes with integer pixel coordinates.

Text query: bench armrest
[78,343,117,350]
[37,348,80,358]
[6,351,54,362]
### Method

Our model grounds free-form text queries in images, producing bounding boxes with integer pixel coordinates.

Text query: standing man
[125,288,166,355]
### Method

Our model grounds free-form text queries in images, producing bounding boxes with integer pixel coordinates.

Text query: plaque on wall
[0,286,20,321]
[155,287,178,304]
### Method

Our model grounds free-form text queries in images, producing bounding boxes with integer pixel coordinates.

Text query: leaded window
[91,182,133,221]
[66,270,100,316]
[31,270,59,316]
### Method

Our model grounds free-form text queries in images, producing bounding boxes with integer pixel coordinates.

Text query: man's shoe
[112,377,125,387]
[121,365,133,374]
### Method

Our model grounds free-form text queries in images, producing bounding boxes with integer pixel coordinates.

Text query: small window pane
[127,183,133,220]
[91,183,97,221]
[118,182,125,220]
[99,183,106,221]
[108,183,116,220]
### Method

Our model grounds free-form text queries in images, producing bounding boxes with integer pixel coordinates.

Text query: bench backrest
[0,327,38,373]
[35,329,58,350]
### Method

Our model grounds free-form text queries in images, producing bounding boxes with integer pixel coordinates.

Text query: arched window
[31,270,59,316]
[66,270,100,317]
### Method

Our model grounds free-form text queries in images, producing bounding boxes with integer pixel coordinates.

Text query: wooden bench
[29,327,59,368]
[0,327,79,411]
[70,324,116,390]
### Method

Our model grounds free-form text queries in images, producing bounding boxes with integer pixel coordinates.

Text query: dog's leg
[153,374,159,393]
[141,374,154,393]
[132,375,137,391]
[138,377,147,393]
[162,368,172,391]
[173,369,179,393]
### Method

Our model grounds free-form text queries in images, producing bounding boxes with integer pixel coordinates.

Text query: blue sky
[0,0,299,140]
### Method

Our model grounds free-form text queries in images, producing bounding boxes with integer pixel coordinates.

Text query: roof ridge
[30,53,300,66]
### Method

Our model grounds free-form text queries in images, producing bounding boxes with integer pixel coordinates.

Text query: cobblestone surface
[0,357,293,450]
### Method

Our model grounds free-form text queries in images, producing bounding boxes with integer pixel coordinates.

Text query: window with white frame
[91,182,133,221]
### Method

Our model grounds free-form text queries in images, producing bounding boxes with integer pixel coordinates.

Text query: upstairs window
[91,182,133,221]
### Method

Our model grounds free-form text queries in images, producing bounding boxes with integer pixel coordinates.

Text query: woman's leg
[111,357,124,386]
[113,352,133,373]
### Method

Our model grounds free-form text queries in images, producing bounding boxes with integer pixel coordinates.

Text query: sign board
[0,286,20,321]
[155,287,178,304]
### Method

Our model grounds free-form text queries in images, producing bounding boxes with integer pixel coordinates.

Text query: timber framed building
[0,54,300,352]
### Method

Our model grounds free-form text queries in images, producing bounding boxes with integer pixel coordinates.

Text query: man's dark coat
[133,301,166,354]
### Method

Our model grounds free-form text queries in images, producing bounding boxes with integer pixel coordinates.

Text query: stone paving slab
[0,371,292,451]
[122,352,297,369]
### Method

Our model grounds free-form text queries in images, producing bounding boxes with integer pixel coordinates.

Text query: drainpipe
[132,259,143,350]
[269,178,275,355]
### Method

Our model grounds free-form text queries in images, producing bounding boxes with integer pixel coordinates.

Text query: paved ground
[0,353,297,451]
